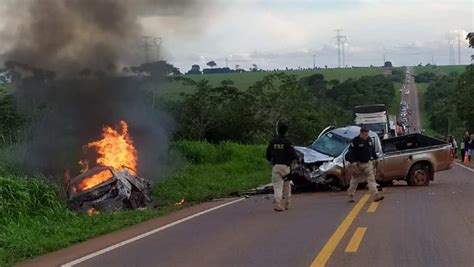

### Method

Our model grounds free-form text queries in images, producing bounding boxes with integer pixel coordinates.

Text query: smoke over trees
[0,0,207,179]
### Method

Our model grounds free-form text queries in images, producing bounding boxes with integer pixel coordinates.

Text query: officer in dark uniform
[266,123,297,211]
[346,126,384,203]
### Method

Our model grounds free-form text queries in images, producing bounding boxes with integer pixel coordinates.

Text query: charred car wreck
[66,166,153,213]
[292,125,453,191]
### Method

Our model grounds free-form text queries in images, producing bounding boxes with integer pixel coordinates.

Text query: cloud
[142,0,473,69]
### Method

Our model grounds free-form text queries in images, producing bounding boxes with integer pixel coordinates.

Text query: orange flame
[87,208,100,216]
[175,198,185,206]
[87,121,137,174]
[77,169,113,191]
[76,120,138,192]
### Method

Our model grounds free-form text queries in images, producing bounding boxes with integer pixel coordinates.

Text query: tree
[221,79,234,86]
[384,61,393,67]
[187,64,201,75]
[206,61,217,68]
[251,64,258,72]
[455,37,474,130]
[140,61,181,80]
[467,32,474,48]
[0,89,27,145]
[467,32,474,61]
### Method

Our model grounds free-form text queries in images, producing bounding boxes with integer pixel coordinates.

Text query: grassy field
[159,67,390,97]
[0,141,269,266]
[414,65,467,76]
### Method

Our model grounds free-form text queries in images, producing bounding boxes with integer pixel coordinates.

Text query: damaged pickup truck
[292,126,454,191]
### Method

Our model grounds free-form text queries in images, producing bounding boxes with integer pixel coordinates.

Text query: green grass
[414,65,467,76]
[0,141,270,266]
[154,141,269,205]
[159,67,389,98]
[416,83,441,138]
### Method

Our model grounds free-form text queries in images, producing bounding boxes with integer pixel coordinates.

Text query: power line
[456,33,462,65]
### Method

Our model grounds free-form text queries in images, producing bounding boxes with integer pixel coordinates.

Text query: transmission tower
[456,33,462,65]
[141,36,162,63]
[333,29,347,68]
[448,40,455,65]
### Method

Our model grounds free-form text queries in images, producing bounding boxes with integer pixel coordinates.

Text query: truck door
[373,136,384,180]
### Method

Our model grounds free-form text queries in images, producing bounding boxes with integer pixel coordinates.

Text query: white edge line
[455,163,474,173]
[61,197,245,267]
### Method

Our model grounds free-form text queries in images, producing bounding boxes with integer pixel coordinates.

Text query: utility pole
[333,29,347,68]
[225,57,228,68]
[313,54,316,69]
[342,37,347,67]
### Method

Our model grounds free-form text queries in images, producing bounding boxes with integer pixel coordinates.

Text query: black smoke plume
[0,0,203,179]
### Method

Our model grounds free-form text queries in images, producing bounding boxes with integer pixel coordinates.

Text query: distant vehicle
[293,126,454,190]
[353,104,389,139]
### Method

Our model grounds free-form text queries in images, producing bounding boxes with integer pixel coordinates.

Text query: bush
[154,141,269,205]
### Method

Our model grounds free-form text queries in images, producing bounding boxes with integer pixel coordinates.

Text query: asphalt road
[403,67,421,134]
[57,166,472,267]
[20,67,474,267]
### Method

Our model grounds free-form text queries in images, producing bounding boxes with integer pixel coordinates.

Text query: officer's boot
[274,200,284,212]
[283,197,291,210]
[373,193,384,202]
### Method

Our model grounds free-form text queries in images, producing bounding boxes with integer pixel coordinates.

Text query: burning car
[67,166,152,213]
[66,120,153,213]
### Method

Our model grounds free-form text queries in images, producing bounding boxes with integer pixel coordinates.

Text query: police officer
[265,123,297,212]
[346,127,384,203]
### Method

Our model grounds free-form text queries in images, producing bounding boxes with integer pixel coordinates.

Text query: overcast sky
[141,0,473,72]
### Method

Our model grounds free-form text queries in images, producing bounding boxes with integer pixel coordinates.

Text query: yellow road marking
[367,202,379,213]
[310,194,370,267]
[345,227,367,253]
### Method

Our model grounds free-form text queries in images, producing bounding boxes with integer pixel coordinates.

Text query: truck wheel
[407,164,430,186]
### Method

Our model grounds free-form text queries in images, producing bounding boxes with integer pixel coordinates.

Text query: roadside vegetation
[414,64,472,139]
[160,67,389,97]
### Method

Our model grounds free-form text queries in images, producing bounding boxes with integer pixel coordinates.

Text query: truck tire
[407,163,430,186]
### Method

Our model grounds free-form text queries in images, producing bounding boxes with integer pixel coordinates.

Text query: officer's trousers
[347,161,378,196]
[272,164,291,208]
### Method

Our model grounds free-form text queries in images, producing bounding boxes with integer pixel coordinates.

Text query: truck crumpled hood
[294,146,334,163]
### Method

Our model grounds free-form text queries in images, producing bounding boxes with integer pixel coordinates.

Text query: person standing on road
[469,134,474,163]
[266,123,298,212]
[346,127,384,203]
[463,131,470,161]
[448,136,458,158]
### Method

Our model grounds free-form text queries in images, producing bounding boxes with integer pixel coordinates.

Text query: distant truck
[353,104,389,139]
[293,126,454,190]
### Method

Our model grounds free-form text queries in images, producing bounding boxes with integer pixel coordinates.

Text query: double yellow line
[310,194,371,267]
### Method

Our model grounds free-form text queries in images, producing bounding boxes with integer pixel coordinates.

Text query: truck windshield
[364,123,386,134]
[309,132,351,157]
